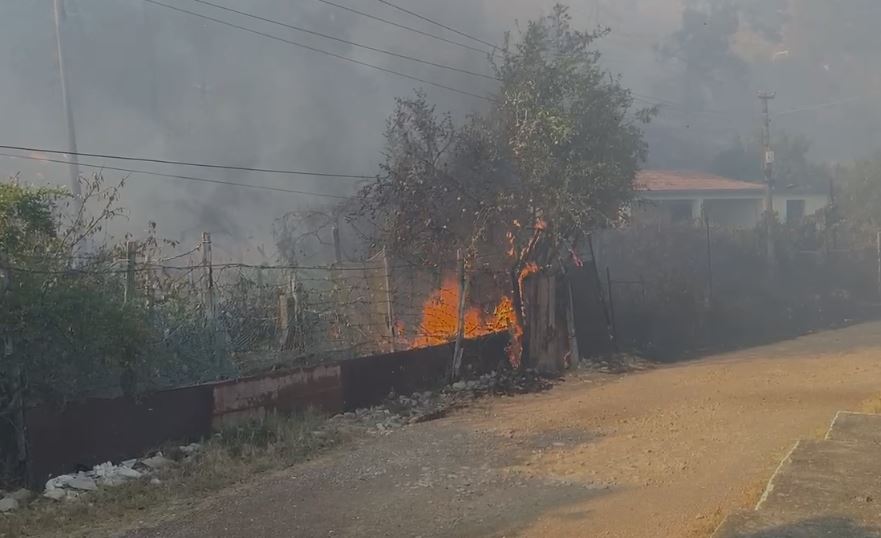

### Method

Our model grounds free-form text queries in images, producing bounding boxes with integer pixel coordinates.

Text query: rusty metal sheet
[212,364,343,428]
[25,384,214,486]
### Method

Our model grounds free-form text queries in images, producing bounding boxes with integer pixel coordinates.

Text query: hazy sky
[1,0,878,259]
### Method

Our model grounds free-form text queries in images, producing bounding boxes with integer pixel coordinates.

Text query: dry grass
[0,411,340,538]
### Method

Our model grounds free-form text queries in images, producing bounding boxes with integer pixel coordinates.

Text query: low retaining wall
[23,333,508,486]
[212,364,343,429]
[25,384,214,486]
[340,332,507,409]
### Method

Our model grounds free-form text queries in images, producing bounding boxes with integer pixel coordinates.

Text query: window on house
[786,199,806,224]
[667,200,694,224]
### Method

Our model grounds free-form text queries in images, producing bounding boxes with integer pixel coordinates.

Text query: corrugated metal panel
[25,384,214,486]
[212,365,343,428]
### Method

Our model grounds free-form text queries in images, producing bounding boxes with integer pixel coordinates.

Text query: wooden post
[451,249,468,382]
[382,247,396,352]
[124,240,137,304]
[560,261,580,369]
[201,232,215,323]
[587,234,614,351]
[277,289,289,346]
[332,224,342,265]
[187,258,195,289]
[705,213,713,306]
[606,267,618,349]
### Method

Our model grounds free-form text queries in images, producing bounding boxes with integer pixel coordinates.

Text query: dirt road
[125,321,881,538]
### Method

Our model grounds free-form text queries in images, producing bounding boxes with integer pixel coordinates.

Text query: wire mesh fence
[9,217,877,409]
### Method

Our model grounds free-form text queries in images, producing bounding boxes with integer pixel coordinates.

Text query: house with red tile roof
[632,170,827,227]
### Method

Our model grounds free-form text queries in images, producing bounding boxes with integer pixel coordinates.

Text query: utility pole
[52,0,81,198]
[759,91,776,266]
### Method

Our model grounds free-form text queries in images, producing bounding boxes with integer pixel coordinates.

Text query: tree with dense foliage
[355,5,653,369]
[357,4,653,275]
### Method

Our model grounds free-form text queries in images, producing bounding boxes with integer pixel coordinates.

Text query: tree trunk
[511,268,529,370]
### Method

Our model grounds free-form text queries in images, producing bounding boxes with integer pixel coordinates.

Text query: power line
[314,0,490,55]
[191,0,498,81]
[774,96,864,117]
[375,0,497,50]
[0,144,373,179]
[632,91,865,119]
[0,152,353,199]
[143,0,494,102]
[631,92,749,117]
[6,261,421,276]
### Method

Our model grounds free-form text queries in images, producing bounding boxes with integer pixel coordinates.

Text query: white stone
[0,497,18,512]
[43,488,66,501]
[67,476,98,491]
[45,474,74,491]
[141,454,172,470]
[92,461,115,477]
[118,467,143,479]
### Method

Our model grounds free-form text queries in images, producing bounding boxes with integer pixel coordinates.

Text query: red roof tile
[636,170,766,193]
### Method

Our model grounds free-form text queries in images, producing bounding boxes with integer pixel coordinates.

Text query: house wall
[634,193,765,228]
[774,193,828,223]
[703,198,763,228]
[633,186,828,229]
[631,199,698,225]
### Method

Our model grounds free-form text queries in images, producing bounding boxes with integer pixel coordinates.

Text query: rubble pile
[330,369,552,436]
[577,353,653,375]
[0,443,203,510]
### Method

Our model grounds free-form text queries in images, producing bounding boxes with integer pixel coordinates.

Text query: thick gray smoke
[0,0,509,258]
[2,0,880,259]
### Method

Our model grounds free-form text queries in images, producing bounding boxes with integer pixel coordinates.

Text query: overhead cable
[143,0,494,102]
[192,0,498,80]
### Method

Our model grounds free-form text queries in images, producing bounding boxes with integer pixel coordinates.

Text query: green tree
[356,5,652,368]
[0,180,150,411]
[0,177,228,424]
[358,4,652,273]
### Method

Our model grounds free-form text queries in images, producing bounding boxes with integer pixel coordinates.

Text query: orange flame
[407,264,543,369]
[411,277,519,353]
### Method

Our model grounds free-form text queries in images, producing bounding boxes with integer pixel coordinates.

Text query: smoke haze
[2,0,879,259]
